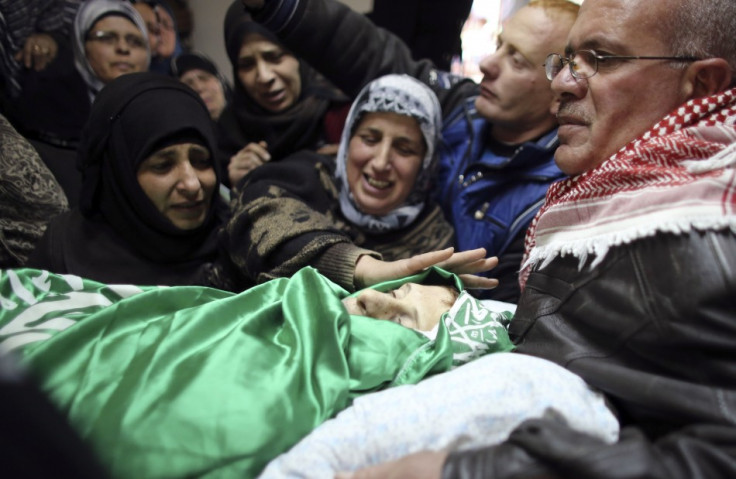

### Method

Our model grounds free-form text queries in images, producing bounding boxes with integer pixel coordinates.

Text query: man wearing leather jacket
[332,0,736,477]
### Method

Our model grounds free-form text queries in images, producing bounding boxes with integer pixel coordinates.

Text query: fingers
[228,142,270,186]
[435,248,498,275]
[249,141,271,161]
[401,248,455,274]
[16,34,57,71]
[458,274,499,290]
[316,143,340,155]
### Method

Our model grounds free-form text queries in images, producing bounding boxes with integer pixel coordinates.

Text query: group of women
[16,0,497,294]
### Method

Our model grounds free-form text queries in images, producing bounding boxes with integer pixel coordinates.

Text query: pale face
[342,283,457,331]
[136,143,216,230]
[346,112,426,216]
[236,33,301,112]
[551,0,692,175]
[84,16,148,85]
[180,69,227,120]
[475,6,575,144]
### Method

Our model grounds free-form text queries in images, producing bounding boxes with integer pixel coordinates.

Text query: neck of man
[490,121,557,146]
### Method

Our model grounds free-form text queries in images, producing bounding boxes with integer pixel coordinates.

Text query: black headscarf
[77,72,225,264]
[217,1,348,163]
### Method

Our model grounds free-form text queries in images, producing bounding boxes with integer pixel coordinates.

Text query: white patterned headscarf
[335,74,442,233]
[72,0,150,96]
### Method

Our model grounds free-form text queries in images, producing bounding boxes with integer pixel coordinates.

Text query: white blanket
[259,352,619,478]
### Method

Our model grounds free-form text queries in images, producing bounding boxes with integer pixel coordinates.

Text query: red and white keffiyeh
[520,88,736,290]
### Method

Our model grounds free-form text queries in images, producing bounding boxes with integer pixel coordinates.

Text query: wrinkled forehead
[569,0,670,53]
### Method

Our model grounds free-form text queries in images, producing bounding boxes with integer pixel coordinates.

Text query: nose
[370,140,392,172]
[175,162,202,197]
[478,50,501,80]
[551,62,586,98]
[355,289,395,319]
[255,60,275,83]
[114,37,130,54]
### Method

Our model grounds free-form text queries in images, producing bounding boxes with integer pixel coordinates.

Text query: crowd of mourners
[1,0,736,478]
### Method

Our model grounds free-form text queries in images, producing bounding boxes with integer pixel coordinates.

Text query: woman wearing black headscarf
[216,0,350,187]
[27,72,233,288]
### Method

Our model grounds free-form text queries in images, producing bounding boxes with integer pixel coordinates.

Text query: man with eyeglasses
[334,0,736,478]
[236,0,580,303]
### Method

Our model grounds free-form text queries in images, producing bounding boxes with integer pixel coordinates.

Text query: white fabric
[258,352,619,478]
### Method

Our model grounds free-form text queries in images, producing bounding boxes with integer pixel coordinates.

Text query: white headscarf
[335,74,442,233]
[72,0,150,95]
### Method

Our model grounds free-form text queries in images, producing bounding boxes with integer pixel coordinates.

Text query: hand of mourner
[354,247,499,290]
[15,33,58,71]
[240,0,265,10]
[316,143,340,156]
[228,141,270,187]
[334,450,447,479]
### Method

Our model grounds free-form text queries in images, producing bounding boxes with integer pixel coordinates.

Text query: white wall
[187,0,373,83]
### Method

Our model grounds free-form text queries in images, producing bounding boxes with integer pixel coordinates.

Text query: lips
[111,62,135,73]
[363,174,393,191]
[556,102,589,126]
[478,83,497,101]
[260,88,286,105]
[171,200,206,216]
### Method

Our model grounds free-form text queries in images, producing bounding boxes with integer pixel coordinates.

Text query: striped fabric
[521,88,736,288]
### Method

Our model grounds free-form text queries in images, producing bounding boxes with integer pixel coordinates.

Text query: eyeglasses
[544,50,700,81]
[86,30,147,50]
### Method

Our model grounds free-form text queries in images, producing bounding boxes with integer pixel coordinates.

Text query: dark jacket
[248,0,565,301]
[222,151,454,291]
[443,229,736,478]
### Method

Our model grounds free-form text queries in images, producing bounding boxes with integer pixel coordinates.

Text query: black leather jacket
[444,229,736,478]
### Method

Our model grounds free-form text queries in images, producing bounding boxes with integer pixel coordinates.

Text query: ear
[682,58,733,99]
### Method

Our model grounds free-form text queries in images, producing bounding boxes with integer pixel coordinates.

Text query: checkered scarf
[520,88,736,289]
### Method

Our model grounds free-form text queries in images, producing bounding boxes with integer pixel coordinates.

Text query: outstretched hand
[241,0,265,9]
[354,247,499,290]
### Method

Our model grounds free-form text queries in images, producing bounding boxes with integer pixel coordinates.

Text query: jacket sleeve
[442,418,736,479]
[252,0,477,116]
[221,151,372,289]
[443,229,736,479]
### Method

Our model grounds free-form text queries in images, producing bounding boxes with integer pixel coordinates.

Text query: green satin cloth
[0,267,464,478]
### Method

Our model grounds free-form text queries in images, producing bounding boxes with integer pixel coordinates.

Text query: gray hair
[664,0,736,86]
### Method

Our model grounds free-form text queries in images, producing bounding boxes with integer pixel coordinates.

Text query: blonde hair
[528,0,580,21]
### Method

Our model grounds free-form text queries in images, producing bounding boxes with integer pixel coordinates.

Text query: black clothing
[216,1,350,184]
[28,73,228,288]
[443,230,736,478]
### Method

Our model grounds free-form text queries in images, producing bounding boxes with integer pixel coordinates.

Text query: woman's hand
[354,247,499,290]
[228,141,270,187]
[15,33,58,71]
[241,0,265,10]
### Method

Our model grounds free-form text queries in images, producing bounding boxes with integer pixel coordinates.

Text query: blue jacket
[437,98,563,256]
[249,0,567,300]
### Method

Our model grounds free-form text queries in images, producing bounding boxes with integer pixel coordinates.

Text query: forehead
[92,15,140,33]
[502,6,573,62]
[132,3,156,23]
[356,112,422,135]
[239,33,282,55]
[570,0,668,53]
[181,69,216,80]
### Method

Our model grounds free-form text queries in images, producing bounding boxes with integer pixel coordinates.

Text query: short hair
[665,0,736,86]
[528,0,580,21]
